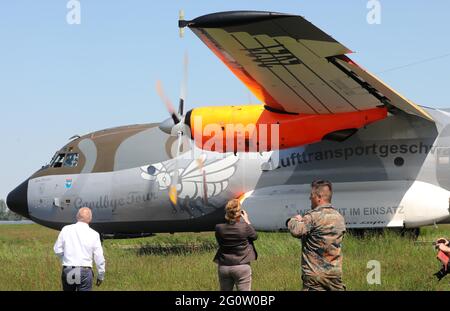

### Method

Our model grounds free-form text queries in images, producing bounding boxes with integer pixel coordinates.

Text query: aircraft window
[52,154,66,168]
[63,153,79,167]
[48,153,58,167]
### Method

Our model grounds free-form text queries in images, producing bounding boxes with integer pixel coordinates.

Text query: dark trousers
[61,266,93,291]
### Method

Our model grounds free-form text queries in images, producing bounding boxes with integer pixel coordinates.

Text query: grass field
[1,224,450,291]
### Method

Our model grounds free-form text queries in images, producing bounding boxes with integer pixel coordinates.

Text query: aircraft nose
[6,179,29,218]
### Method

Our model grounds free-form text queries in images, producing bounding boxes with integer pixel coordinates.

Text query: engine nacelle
[187,105,387,153]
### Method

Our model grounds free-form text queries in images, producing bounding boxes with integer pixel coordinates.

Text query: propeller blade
[201,169,208,205]
[169,130,184,205]
[156,80,180,124]
[169,185,178,206]
[195,154,206,171]
[179,10,185,38]
[195,154,208,205]
[179,51,188,116]
[179,98,184,119]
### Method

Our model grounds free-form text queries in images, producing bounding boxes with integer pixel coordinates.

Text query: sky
[0,0,450,201]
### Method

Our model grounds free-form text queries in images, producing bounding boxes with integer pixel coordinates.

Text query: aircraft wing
[183,11,432,121]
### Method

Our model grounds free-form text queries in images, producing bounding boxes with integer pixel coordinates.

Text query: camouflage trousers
[302,274,346,291]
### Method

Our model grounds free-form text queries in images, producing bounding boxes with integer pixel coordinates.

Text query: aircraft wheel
[347,229,367,238]
[400,227,420,239]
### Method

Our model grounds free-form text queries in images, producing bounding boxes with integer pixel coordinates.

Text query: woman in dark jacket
[214,199,258,291]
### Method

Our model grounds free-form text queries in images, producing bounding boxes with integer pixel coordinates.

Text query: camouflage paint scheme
[7,11,450,236]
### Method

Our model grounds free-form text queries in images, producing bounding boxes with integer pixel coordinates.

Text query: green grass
[0,224,450,290]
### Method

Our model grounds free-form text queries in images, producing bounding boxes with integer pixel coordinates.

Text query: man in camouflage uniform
[287,180,346,291]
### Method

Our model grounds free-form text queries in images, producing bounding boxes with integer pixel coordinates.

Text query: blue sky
[1,1,450,200]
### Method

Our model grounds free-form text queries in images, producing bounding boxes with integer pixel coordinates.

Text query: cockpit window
[63,153,79,167]
[48,152,79,168]
[51,154,66,168]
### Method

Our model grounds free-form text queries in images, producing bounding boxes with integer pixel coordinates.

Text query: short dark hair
[311,180,333,202]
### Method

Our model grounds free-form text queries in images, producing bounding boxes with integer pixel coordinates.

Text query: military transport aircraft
[7,11,450,238]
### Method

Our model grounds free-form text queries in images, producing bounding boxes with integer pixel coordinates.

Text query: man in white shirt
[54,207,106,291]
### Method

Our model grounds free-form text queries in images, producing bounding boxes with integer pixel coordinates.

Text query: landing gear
[399,227,420,239]
[347,227,420,239]
[347,229,368,237]
[347,228,386,237]
[386,227,420,239]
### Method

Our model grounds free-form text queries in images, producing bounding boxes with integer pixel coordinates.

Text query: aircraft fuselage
[7,108,450,236]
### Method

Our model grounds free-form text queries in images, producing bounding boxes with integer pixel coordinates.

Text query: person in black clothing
[214,199,258,291]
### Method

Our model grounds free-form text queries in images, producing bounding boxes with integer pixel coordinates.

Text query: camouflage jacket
[288,204,346,278]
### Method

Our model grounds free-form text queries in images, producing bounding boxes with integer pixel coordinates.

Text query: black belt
[63,266,92,269]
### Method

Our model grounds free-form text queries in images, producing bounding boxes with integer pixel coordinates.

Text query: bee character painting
[140,154,239,216]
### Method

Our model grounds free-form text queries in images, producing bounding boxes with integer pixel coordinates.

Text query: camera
[434,267,449,281]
